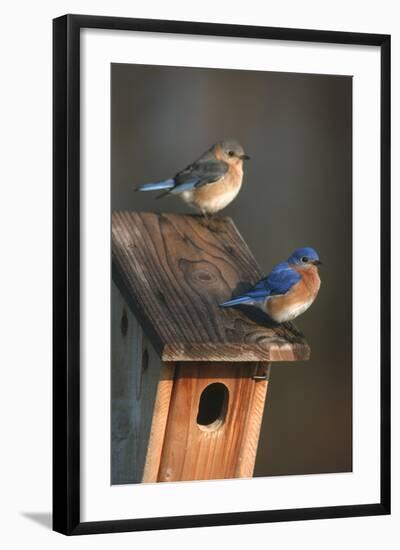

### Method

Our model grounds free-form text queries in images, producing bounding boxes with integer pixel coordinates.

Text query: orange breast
[192,162,243,214]
[293,265,321,297]
[266,266,320,323]
[193,167,242,202]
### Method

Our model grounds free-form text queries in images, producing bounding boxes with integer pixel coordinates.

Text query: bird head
[213,139,250,164]
[287,247,322,267]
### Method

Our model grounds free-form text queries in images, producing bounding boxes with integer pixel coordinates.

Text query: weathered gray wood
[112,212,310,363]
[111,282,163,484]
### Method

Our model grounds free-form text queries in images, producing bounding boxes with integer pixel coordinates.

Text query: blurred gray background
[111,63,352,477]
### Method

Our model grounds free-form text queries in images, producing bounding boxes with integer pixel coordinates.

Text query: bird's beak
[240,154,250,160]
[313,259,322,266]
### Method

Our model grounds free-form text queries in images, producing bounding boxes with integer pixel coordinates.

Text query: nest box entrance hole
[196,382,229,432]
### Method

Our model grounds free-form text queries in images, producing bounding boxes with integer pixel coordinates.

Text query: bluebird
[220,247,322,324]
[136,139,250,216]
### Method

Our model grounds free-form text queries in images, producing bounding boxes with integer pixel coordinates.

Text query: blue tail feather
[136,179,175,192]
[219,295,254,308]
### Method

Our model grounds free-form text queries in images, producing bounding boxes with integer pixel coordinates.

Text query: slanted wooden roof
[112,212,310,362]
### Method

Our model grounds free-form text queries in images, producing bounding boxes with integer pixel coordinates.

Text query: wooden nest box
[112,212,310,484]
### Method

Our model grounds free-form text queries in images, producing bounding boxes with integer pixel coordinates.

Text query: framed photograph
[53,14,390,535]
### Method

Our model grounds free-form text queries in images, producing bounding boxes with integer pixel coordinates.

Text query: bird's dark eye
[301,256,309,263]
[228,150,235,157]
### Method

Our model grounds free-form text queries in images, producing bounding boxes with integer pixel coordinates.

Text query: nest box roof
[112,212,310,362]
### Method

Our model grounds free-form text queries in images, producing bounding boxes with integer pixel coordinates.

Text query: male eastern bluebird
[220,247,322,324]
[136,139,250,216]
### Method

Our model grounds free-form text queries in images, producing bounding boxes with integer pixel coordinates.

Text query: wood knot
[195,270,214,283]
[179,259,223,288]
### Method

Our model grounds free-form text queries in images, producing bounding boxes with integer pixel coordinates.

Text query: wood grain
[157,362,269,482]
[235,363,271,478]
[142,362,175,483]
[112,212,310,363]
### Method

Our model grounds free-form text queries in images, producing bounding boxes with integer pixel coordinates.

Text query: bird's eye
[301,256,309,263]
[228,150,235,157]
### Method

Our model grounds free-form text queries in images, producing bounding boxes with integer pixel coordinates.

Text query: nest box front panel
[157,362,269,482]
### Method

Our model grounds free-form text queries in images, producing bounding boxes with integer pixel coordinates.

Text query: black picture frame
[53,14,391,535]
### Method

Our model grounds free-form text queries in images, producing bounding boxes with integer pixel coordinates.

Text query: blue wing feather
[256,262,301,296]
[174,152,228,190]
[169,178,201,194]
[138,150,228,195]
[220,262,301,307]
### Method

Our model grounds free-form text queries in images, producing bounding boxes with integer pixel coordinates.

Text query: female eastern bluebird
[136,139,250,216]
[220,247,322,324]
